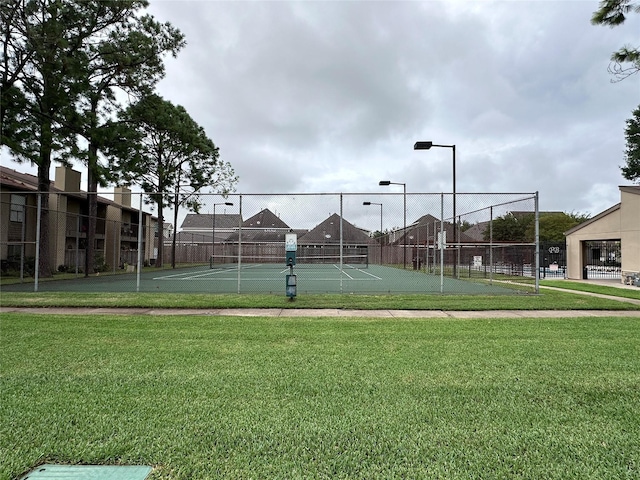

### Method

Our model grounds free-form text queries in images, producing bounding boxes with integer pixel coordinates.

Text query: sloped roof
[564,203,621,236]
[222,209,293,243]
[393,214,440,244]
[172,230,215,243]
[460,221,490,242]
[0,166,40,192]
[232,229,288,243]
[392,214,480,245]
[181,213,241,230]
[0,166,135,211]
[412,214,441,227]
[395,222,477,245]
[1,165,86,199]
[242,208,290,229]
[299,213,370,245]
[565,185,639,236]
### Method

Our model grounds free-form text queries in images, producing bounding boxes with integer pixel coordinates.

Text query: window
[10,194,26,222]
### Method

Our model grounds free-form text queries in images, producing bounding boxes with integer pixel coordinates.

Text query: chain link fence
[1,191,539,295]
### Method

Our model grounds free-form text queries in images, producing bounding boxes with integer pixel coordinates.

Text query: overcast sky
[148,0,639,216]
[5,0,640,219]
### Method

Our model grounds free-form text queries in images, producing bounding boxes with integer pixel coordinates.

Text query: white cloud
[6,0,640,220]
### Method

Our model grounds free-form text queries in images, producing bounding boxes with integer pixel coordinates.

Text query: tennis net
[210,254,368,269]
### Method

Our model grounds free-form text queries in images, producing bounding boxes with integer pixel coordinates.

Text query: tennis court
[2,260,527,295]
[2,190,541,296]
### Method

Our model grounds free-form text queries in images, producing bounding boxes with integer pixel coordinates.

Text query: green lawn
[1,286,640,311]
[1,313,639,479]
[540,280,640,300]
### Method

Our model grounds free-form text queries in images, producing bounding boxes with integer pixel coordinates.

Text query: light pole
[414,141,457,277]
[363,201,383,265]
[379,180,406,269]
[211,201,233,268]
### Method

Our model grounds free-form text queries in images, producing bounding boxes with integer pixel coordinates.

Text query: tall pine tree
[621,105,640,183]
[114,94,237,268]
[1,0,184,275]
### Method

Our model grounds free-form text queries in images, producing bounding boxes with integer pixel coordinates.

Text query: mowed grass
[2,287,640,310]
[1,313,639,479]
[540,280,640,300]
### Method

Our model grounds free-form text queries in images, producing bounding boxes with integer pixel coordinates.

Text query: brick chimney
[54,166,81,192]
[114,186,132,208]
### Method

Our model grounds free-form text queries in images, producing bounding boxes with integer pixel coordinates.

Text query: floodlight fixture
[414,140,457,277]
[414,141,433,150]
[363,201,383,264]
[378,180,407,269]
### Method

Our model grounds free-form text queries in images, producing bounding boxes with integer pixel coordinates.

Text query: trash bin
[582,266,588,279]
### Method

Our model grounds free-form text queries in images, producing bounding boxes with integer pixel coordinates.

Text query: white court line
[153,268,231,280]
[154,274,383,282]
[152,271,200,280]
[334,264,354,279]
[153,263,382,281]
[356,269,382,280]
[153,276,382,282]
[186,270,233,279]
[153,263,265,281]
[331,264,382,280]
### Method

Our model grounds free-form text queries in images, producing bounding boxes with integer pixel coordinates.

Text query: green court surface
[1,263,528,295]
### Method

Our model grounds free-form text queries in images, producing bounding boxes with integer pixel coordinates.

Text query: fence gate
[584,240,621,279]
[539,242,566,278]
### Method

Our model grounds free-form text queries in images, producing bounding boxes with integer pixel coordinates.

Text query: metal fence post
[340,193,344,294]
[237,195,243,294]
[113,219,118,274]
[535,191,540,294]
[489,206,493,285]
[34,192,42,292]
[440,193,444,294]
[136,192,143,292]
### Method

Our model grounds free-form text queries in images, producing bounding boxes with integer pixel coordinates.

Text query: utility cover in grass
[19,465,152,479]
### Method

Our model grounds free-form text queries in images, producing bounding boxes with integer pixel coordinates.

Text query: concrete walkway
[2,306,639,318]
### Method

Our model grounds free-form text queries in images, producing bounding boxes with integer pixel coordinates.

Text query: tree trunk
[171,191,179,269]
[156,206,164,268]
[85,141,98,276]
[37,120,52,278]
[156,194,164,268]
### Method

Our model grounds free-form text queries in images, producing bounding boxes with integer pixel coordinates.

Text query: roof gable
[299,213,370,244]
[181,213,241,230]
[242,209,290,229]
[564,203,621,236]
[411,214,441,226]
